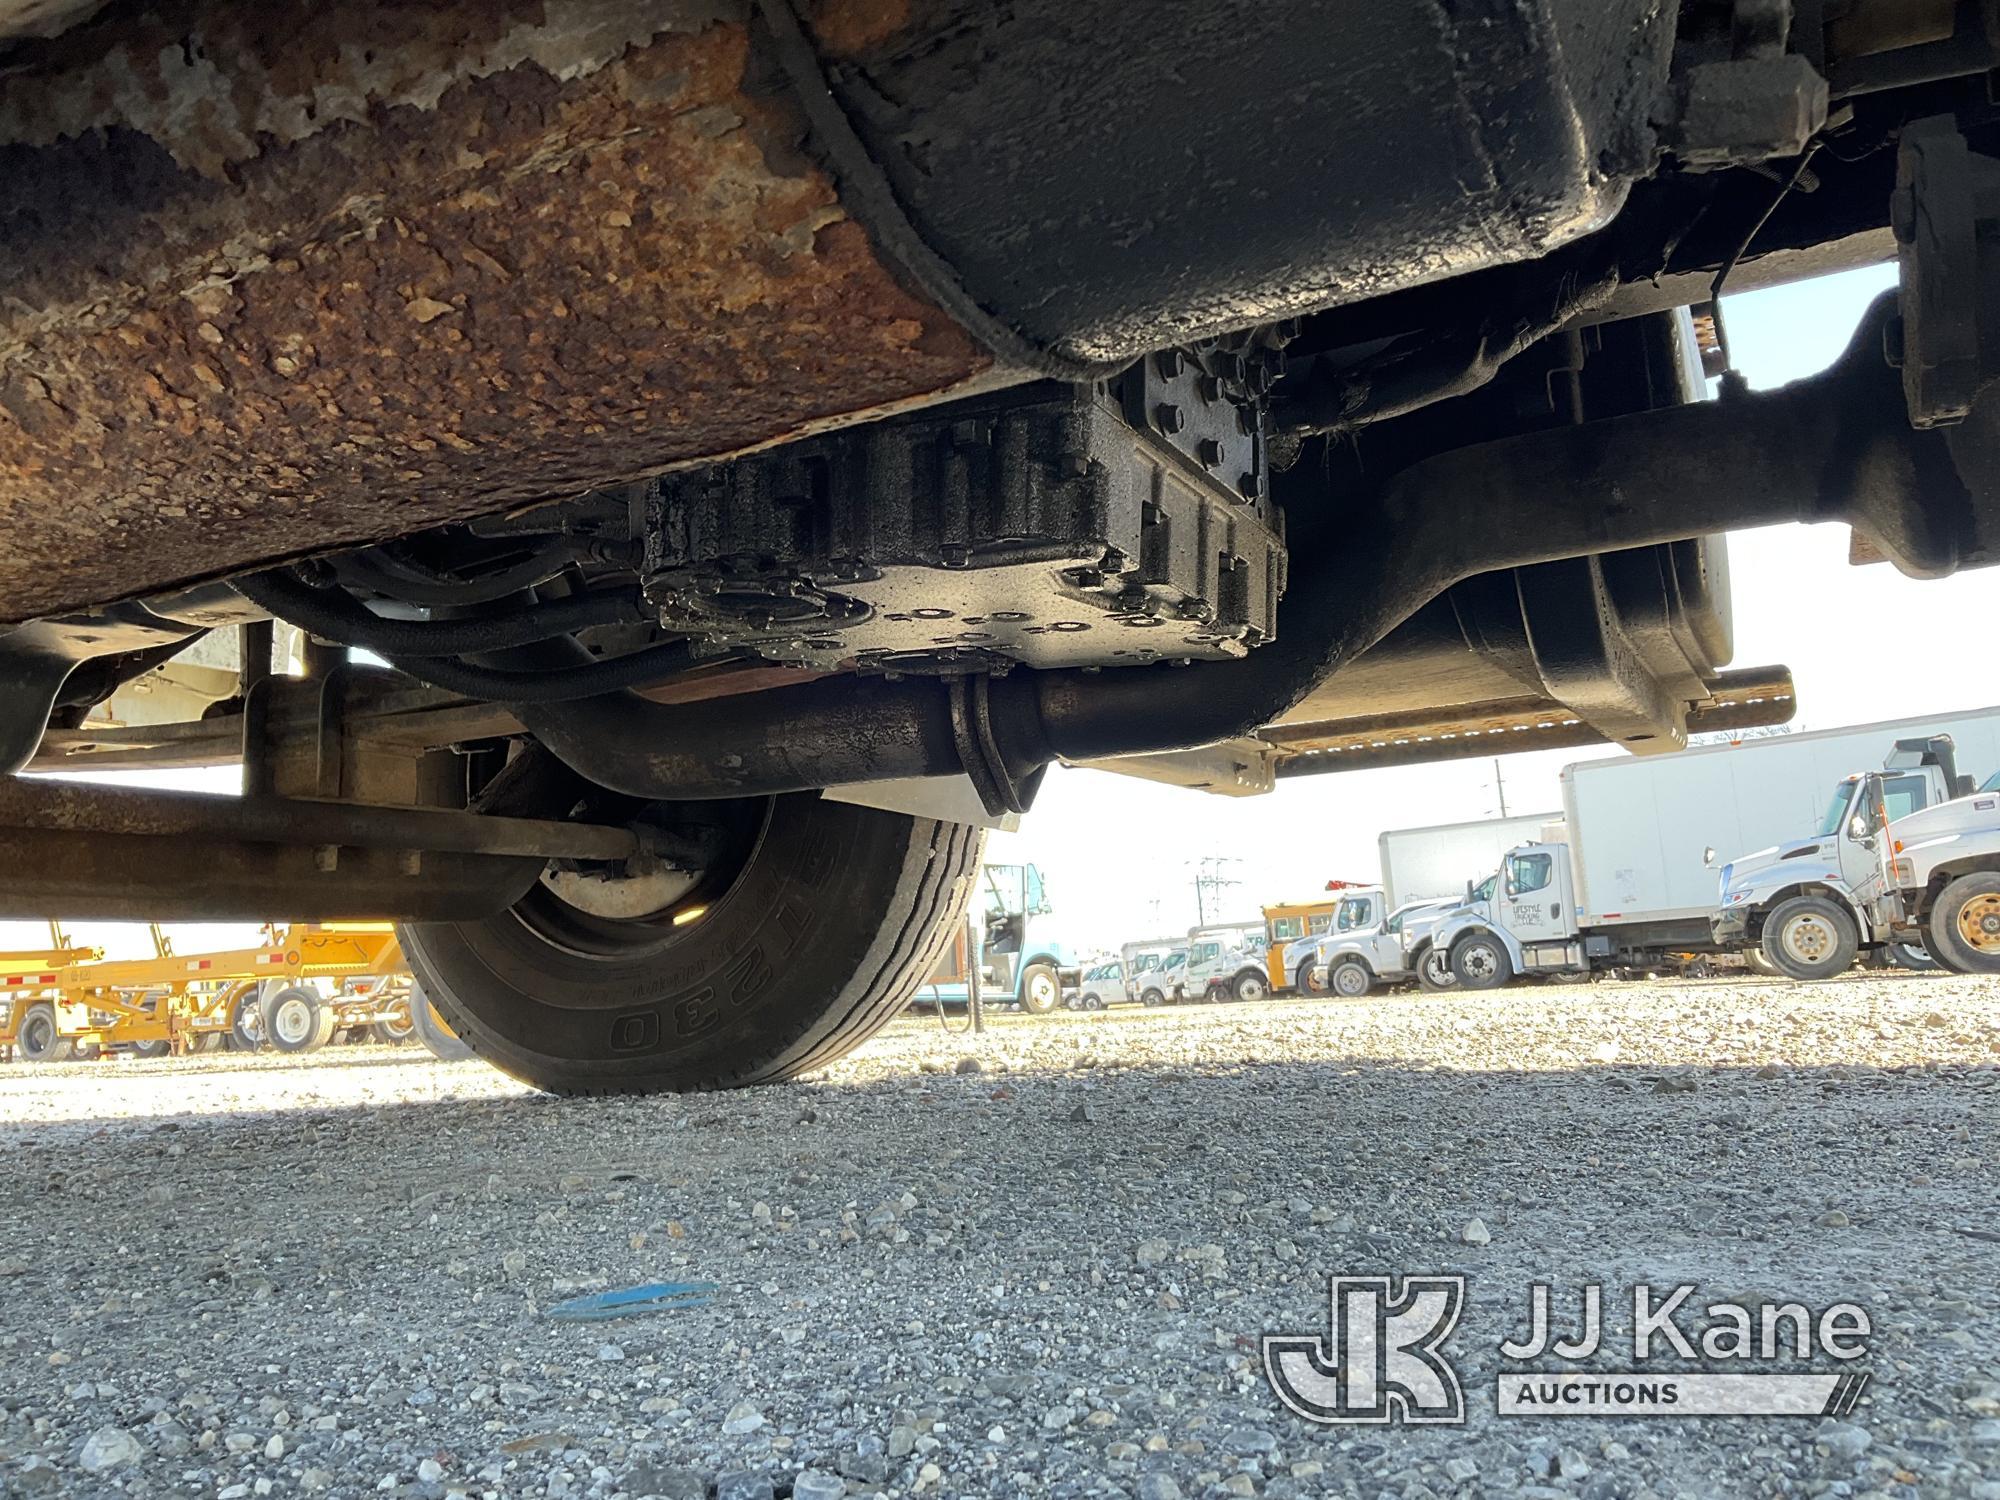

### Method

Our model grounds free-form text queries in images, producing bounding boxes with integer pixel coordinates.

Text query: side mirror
[1465,880,1474,903]
[1848,814,1870,841]
[1702,846,1716,867]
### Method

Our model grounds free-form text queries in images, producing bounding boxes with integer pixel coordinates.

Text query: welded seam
[754,0,1116,383]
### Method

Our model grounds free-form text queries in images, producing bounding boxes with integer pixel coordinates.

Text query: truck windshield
[1470,874,1496,903]
[1816,779,1857,837]
[1131,953,1160,973]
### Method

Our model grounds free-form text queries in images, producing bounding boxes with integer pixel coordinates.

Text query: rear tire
[1760,895,1859,982]
[1451,932,1515,991]
[1744,949,1783,978]
[1926,872,2000,975]
[16,1004,74,1063]
[263,986,337,1054]
[1018,962,1062,1016]
[1885,940,1940,972]
[1328,958,1374,998]
[227,986,265,1051]
[409,985,474,1062]
[1920,911,1969,973]
[1415,946,1455,992]
[187,1031,227,1055]
[401,792,983,1094]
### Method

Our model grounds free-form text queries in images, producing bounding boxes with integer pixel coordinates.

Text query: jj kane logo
[1264,1276,1872,1425]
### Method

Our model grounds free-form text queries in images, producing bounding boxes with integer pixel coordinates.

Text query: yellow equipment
[0,922,415,1061]
[1259,899,1340,989]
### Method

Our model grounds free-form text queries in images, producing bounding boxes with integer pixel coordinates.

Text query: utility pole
[1192,856,1243,927]
[1492,757,1509,818]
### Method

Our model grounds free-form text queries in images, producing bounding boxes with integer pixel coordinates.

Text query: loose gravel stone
[0,974,1992,1499]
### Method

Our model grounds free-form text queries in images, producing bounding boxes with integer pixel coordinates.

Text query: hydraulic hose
[232,569,649,657]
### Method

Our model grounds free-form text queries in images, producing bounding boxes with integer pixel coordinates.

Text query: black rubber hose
[382,640,718,703]
[232,569,648,656]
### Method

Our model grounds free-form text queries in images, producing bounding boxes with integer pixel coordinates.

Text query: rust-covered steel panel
[0,0,989,622]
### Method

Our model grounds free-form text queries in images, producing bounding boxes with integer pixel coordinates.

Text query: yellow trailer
[0,923,415,1061]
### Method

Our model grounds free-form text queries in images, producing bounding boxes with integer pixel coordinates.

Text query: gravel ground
[0,973,1996,1500]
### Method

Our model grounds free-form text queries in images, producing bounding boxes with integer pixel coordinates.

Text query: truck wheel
[1328,958,1374,998]
[1926,872,2000,975]
[400,791,982,1094]
[1139,987,1165,1007]
[1885,941,1940,972]
[1018,962,1062,1015]
[187,1031,227,1055]
[1451,933,1515,990]
[128,1039,171,1059]
[263,986,337,1054]
[1294,959,1322,995]
[228,987,265,1051]
[371,999,417,1045]
[1232,969,1269,1003]
[1759,895,1859,981]
[16,1004,74,1062]
[1076,990,1106,1012]
[1919,912,1969,973]
[1415,946,1455,992]
[1744,949,1783,978]
[409,984,474,1062]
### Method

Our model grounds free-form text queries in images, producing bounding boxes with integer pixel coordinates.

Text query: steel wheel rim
[1780,914,1836,964]
[1027,971,1058,1007]
[272,999,312,1045]
[1957,894,2000,953]
[1240,976,1266,1001]
[1463,945,1498,979]
[1334,966,1367,997]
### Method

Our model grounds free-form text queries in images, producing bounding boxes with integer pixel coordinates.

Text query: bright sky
[15,263,1993,965]
[992,261,2000,953]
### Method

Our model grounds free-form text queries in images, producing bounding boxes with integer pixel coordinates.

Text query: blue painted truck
[911,861,1075,1015]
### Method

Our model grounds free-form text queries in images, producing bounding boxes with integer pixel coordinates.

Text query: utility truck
[1298,890,1463,998]
[1379,815,1562,908]
[1870,791,2000,975]
[1714,736,1978,977]
[911,863,1074,1015]
[1432,711,2000,987]
[1177,922,1271,1003]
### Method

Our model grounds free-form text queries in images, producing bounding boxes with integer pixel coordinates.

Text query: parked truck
[1430,708,2000,986]
[1296,889,1463,998]
[1379,814,1563,907]
[1713,736,1977,977]
[1177,922,1271,1003]
[1869,789,2000,975]
[911,862,1075,1015]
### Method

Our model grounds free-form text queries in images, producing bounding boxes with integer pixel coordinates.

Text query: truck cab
[1308,895,1457,998]
[1869,788,2000,975]
[1428,844,1595,988]
[914,862,1073,1014]
[1713,737,1970,978]
[1178,924,1271,1004]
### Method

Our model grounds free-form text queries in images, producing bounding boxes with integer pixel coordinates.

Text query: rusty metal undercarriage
[5,0,2000,833]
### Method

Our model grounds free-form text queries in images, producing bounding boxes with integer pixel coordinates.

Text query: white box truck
[1426,706,2000,986]
[1378,813,1561,907]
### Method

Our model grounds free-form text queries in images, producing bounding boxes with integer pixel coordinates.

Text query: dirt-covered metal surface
[0,0,989,622]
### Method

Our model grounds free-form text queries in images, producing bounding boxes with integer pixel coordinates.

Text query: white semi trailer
[1427,706,2000,986]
